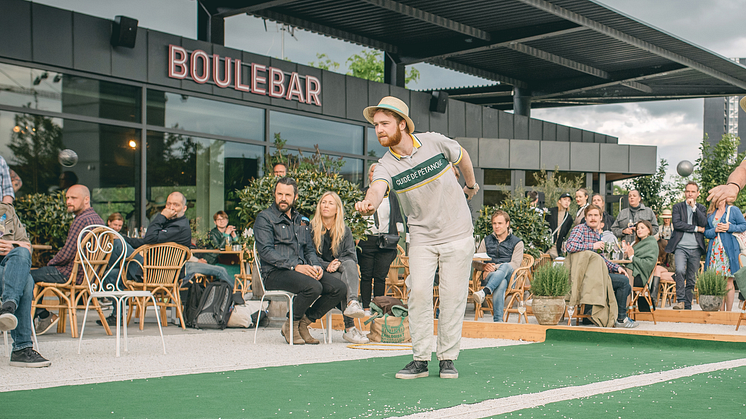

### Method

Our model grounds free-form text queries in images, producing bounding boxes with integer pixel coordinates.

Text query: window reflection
[270,111,363,155]
[269,147,363,186]
[147,132,264,233]
[367,127,388,159]
[0,62,141,122]
[147,91,264,141]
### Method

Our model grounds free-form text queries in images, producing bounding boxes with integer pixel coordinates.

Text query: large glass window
[484,169,511,186]
[0,111,141,229]
[0,62,141,122]
[147,132,264,233]
[269,147,363,186]
[146,91,264,141]
[270,111,363,155]
[366,127,388,159]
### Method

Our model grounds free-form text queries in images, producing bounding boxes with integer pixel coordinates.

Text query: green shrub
[475,195,551,258]
[697,269,727,296]
[531,264,571,297]
[15,191,74,266]
[234,170,367,240]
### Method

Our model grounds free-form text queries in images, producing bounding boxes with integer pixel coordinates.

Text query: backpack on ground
[184,280,206,328]
[194,281,233,329]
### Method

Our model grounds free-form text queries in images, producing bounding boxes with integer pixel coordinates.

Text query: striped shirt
[565,222,621,273]
[0,155,14,200]
[48,207,104,284]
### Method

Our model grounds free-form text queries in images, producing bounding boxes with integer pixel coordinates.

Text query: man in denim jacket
[254,177,346,345]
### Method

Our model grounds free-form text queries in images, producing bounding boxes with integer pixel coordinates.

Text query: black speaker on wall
[430,91,448,113]
[111,16,138,48]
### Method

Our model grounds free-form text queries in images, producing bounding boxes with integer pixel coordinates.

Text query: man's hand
[592,241,605,250]
[0,240,29,256]
[483,263,497,273]
[326,259,341,273]
[226,225,236,236]
[355,200,376,216]
[715,222,730,233]
[1,195,13,204]
[197,258,207,264]
[707,183,739,206]
[622,227,635,236]
[296,264,323,280]
[618,266,629,277]
[463,184,479,200]
[685,198,696,208]
[697,226,705,233]
[161,207,178,219]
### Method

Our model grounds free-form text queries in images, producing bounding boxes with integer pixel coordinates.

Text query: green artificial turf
[493,365,746,418]
[1,330,744,418]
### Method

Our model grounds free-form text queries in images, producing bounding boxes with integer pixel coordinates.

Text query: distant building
[703,58,746,153]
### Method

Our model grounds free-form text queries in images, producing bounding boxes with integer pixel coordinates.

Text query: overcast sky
[33,0,746,180]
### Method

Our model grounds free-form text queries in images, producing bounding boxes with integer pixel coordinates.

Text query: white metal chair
[77,225,166,357]
[252,244,331,345]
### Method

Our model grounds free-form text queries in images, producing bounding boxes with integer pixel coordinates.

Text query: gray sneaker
[615,317,639,328]
[0,301,18,332]
[439,360,459,379]
[343,300,366,318]
[35,313,59,336]
[343,327,369,344]
[395,360,429,379]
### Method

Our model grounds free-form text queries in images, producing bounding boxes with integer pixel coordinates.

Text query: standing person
[272,162,288,177]
[665,182,707,310]
[255,177,346,345]
[355,96,478,379]
[704,198,746,311]
[574,188,590,226]
[545,193,573,259]
[591,194,614,232]
[357,163,403,315]
[31,185,104,334]
[310,191,368,344]
[472,210,524,322]
[107,213,124,233]
[657,209,673,240]
[611,190,659,244]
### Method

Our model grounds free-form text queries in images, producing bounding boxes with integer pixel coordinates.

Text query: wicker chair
[474,254,534,322]
[123,243,191,330]
[628,270,657,324]
[385,245,408,302]
[32,230,113,338]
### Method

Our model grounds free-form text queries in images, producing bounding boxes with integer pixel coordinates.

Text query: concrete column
[586,172,594,191]
[384,53,405,88]
[598,173,606,196]
[513,87,531,117]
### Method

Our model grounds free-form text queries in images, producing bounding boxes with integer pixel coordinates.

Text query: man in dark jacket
[664,181,707,310]
[254,177,346,345]
[545,193,573,258]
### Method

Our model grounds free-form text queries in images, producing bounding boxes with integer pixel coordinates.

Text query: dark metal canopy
[198,0,746,110]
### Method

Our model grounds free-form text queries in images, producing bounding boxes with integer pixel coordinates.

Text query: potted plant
[531,264,571,325]
[696,269,727,311]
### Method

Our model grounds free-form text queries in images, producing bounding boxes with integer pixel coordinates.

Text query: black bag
[377,234,400,250]
[194,281,233,329]
[250,310,271,327]
[184,281,206,328]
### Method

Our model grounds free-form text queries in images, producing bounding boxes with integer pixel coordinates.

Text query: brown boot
[281,318,304,345]
[298,315,320,344]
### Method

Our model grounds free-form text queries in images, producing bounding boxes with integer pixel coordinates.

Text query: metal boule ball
[676,160,693,177]
[58,149,78,167]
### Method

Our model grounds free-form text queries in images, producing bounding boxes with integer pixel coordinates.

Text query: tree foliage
[531,169,586,215]
[695,133,746,209]
[15,191,73,266]
[309,50,421,87]
[625,158,678,215]
[475,195,551,258]
[531,264,571,297]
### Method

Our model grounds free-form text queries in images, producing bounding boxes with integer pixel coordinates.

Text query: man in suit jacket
[664,181,707,310]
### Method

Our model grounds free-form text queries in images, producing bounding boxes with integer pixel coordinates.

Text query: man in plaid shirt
[31,185,104,334]
[565,204,638,328]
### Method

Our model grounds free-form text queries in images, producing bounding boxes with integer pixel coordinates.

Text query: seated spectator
[472,210,524,322]
[565,204,638,328]
[357,163,403,316]
[31,184,104,334]
[591,194,614,232]
[574,188,590,226]
[655,239,676,281]
[311,191,368,344]
[656,209,673,240]
[622,220,660,301]
[611,189,659,244]
[200,211,241,280]
[273,162,288,177]
[0,203,51,367]
[107,212,123,233]
[545,193,573,259]
[254,177,346,345]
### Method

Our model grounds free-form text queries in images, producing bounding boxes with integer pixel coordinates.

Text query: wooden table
[192,248,252,293]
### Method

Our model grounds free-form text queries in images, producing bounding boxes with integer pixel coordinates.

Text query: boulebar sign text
[167,45,321,106]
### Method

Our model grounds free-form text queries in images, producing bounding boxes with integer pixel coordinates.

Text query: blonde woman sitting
[311,191,368,344]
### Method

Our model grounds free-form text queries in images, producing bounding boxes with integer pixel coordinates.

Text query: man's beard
[276,198,295,212]
[378,127,402,147]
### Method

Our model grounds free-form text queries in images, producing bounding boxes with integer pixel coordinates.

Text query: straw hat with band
[363,96,415,134]
[661,209,672,219]
[741,96,746,113]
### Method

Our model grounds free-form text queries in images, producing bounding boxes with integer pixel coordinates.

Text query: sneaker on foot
[9,347,51,368]
[343,300,366,318]
[395,360,429,379]
[343,327,369,344]
[615,317,639,328]
[0,301,18,332]
[672,302,685,310]
[35,313,59,336]
[96,314,118,327]
[473,289,485,305]
[439,360,459,379]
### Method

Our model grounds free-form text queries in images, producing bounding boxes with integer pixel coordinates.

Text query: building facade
[703,58,746,154]
[0,0,656,232]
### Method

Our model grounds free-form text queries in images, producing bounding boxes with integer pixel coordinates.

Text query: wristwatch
[466,182,479,190]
